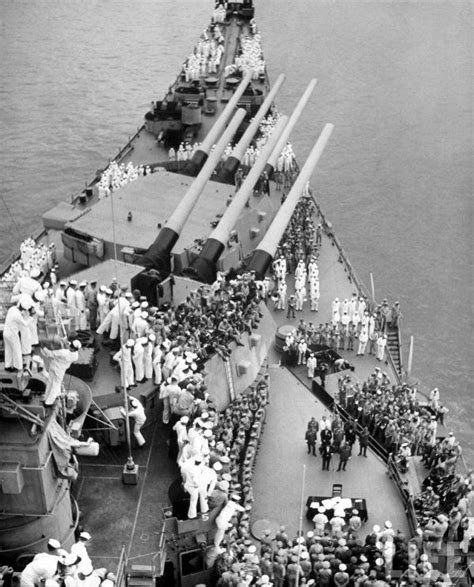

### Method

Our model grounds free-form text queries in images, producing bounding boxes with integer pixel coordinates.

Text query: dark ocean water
[0,0,472,463]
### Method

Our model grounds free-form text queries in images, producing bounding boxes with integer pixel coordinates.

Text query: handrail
[386,455,419,535]
[115,545,128,587]
[397,323,404,373]
[310,192,403,385]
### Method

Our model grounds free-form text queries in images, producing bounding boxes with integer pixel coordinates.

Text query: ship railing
[310,194,372,300]
[115,546,128,587]
[387,454,419,535]
[385,345,403,385]
[397,322,404,374]
[70,123,145,206]
[0,226,49,278]
[310,192,403,384]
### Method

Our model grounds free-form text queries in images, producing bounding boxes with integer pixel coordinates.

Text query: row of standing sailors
[97,161,151,199]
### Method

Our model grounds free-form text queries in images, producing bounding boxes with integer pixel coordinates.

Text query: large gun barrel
[264,78,317,178]
[189,115,289,282]
[186,70,254,175]
[142,108,247,271]
[220,73,286,182]
[247,123,334,278]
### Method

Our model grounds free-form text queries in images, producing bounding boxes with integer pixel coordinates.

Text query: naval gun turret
[186,115,289,283]
[185,81,319,282]
[247,123,334,278]
[142,108,247,273]
[219,73,286,183]
[183,70,254,176]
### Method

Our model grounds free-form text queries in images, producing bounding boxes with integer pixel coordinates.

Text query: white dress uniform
[144,340,154,380]
[294,286,305,312]
[66,285,77,309]
[357,327,368,356]
[12,275,42,298]
[96,289,108,326]
[213,499,245,548]
[42,347,80,405]
[121,398,146,446]
[113,341,135,388]
[75,288,88,330]
[20,554,59,587]
[4,305,29,370]
[309,278,320,311]
[277,281,287,310]
[152,346,163,384]
[312,510,328,536]
[376,334,387,361]
[307,354,317,378]
[182,460,209,519]
[133,339,146,382]
[297,339,307,365]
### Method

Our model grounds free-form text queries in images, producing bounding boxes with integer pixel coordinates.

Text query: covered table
[306,495,368,523]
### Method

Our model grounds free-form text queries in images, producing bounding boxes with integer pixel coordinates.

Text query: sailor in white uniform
[297,338,307,365]
[4,297,32,371]
[12,267,42,299]
[309,276,320,311]
[133,337,146,383]
[357,326,369,356]
[121,397,146,447]
[75,282,88,330]
[113,339,135,389]
[312,506,328,536]
[276,280,287,310]
[182,456,210,519]
[41,340,82,406]
[376,333,387,362]
[213,495,245,549]
[96,286,108,326]
[144,334,155,380]
[66,280,78,308]
[152,343,163,385]
[71,531,92,570]
[20,553,60,587]
[307,353,317,379]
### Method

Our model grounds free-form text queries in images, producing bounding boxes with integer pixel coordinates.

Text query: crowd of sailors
[3,176,472,583]
[96,161,152,199]
[181,4,264,83]
[183,24,225,81]
[211,517,449,586]
[19,533,116,587]
[227,32,266,80]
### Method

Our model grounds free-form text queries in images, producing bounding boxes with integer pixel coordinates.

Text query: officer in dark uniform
[320,443,334,471]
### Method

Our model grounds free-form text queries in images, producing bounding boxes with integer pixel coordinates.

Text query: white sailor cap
[48,538,61,549]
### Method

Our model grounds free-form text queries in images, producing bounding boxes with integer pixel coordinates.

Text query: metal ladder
[223,357,236,401]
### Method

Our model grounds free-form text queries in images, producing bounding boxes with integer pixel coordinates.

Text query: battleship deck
[74,224,414,572]
[62,172,234,255]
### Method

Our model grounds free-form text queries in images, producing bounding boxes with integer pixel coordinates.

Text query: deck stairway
[386,324,403,376]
